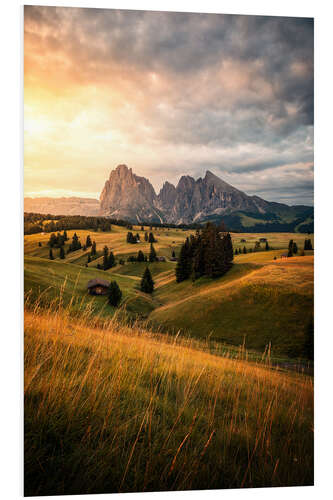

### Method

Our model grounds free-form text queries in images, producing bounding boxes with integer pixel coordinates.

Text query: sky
[24,6,314,205]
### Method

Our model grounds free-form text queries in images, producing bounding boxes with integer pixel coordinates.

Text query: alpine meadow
[24,6,314,496]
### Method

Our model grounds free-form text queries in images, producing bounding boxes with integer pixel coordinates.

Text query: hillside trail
[153,266,264,314]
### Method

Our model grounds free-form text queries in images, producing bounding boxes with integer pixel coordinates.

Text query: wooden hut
[87,278,110,295]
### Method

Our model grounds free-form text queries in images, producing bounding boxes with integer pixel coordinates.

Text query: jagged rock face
[158,171,272,224]
[99,164,296,224]
[99,165,162,222]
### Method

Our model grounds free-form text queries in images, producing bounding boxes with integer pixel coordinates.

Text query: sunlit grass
[24,294,313,496]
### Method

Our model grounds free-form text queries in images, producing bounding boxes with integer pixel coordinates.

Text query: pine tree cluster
[48,230,69,248]
[175,223,233,282]
[90,241,97,256]
[68,232,82,252]
[102,246,116,270]
[127,232,139,244]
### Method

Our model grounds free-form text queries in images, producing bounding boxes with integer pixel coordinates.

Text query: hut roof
[87,278,110,289]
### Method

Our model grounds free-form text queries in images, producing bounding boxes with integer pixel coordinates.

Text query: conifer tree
[243,246,247,254]
[59,246,65,259]
[48,233,57,248]
[137,250,145,262]
[265,241,269,251]
[38,242,42,247]
[86,235,92,247]
[108,251,115,268]
[224,233,234,265]
[127,232,137,244]
[63,230,68,241]
[141,226,144,231]
[144,232,148,242]
[288,239,294,257]
[87,255,91,263]
[149,243,157,262]
[293,242,298,254]
[140,267,154,293]
[69,232,81,251]
[176,243,187,282]
[103,246,109,270]
[91,241,97,256]
[148,232,156,243]
[108,281,122,307]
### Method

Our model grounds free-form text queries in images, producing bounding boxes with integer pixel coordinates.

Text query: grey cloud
[24,6,314,205]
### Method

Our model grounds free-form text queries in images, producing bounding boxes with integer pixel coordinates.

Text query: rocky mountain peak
[97,163,308,225]
[177,175,196,191]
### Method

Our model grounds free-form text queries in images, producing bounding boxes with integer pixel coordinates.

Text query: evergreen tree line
[176,223,233,282]
[127,244,157,263]
[126,231,157,244]
[47,233,96,260]
[234,240,270,255]
[24,213,114,235]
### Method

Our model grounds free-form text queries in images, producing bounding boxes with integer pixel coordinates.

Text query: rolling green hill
[24,226,314,359]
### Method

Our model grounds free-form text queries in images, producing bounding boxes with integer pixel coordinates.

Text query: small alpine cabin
[87,278,110,295]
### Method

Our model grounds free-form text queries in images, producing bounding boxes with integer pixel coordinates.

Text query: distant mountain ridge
[24,164,314,232]
[99,165,313,232]
[24,197,100,216]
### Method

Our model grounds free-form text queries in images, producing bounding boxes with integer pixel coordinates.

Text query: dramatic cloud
[24,6,313,205]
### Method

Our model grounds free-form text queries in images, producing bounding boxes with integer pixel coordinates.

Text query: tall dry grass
[24,293,313,496]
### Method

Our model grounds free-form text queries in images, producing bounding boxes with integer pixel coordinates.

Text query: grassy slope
[24,307,313,496]
[24,255,156,317]
[150,256,314,358]
[24,228,314,358]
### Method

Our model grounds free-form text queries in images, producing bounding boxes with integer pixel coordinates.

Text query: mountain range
[24,164,314,233]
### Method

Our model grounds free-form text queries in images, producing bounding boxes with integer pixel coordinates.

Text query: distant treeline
[24,212,203,235]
